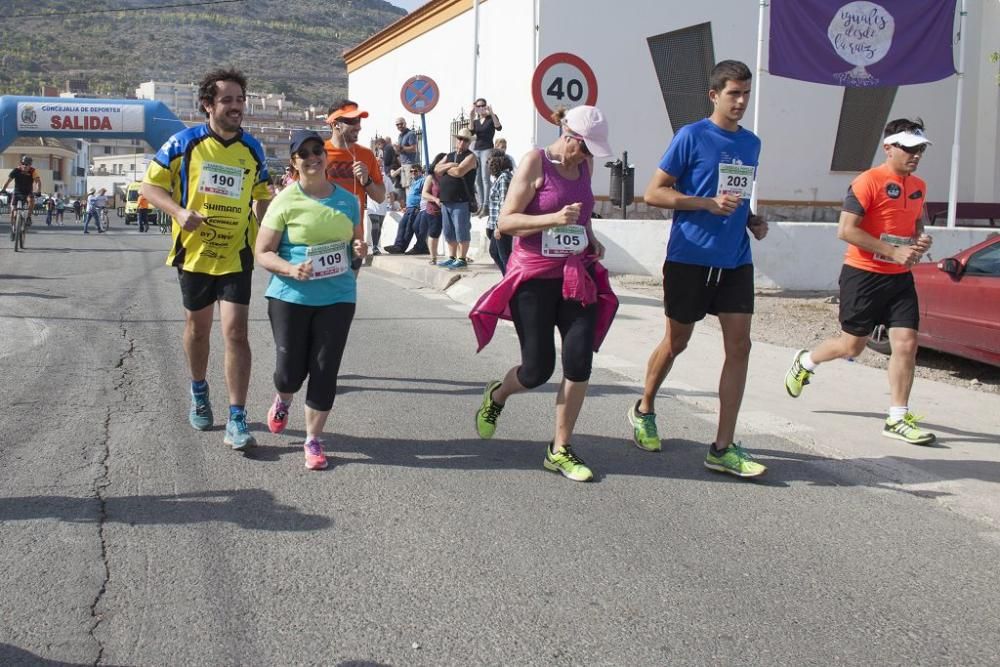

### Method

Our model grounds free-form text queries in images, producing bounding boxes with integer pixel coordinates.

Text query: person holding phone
[471,98,502,215]
[255,130,367,470]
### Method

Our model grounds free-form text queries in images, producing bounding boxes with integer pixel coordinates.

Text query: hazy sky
[388,0,426,12]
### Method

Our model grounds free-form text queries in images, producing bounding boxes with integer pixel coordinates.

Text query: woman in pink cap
[469,105,619,482]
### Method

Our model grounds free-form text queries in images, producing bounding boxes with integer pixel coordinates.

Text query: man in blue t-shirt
[627,60,770,479]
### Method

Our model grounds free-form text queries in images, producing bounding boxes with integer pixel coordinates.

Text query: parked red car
[868,234,1000,367]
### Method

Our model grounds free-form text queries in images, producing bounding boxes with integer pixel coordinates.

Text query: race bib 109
[542,224,587,257]
[307,241,349,279]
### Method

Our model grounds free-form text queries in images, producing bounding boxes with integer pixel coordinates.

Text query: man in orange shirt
[136,192,151,232]
[324,99,386,251]
[784,118,935,445]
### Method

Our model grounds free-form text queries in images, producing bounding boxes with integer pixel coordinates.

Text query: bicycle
[99,207,110,232]
[11,196,28,251]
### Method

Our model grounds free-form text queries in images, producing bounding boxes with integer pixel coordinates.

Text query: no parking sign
[531,52,599,124]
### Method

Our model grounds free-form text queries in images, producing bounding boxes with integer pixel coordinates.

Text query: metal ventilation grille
[647,22,715,134]
[830,86,899,172]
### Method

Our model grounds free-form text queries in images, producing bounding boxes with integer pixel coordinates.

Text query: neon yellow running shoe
[883,413,936,445]
[475,380,504,439]
[784,349,814,398]
[704,442,766,478]
[627,400,661,452]
[543,443,594,482]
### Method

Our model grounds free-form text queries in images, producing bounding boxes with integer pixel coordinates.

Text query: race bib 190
[197,162,244,200]
[717,163,756,199]
[307,241,349,279]
[542,224,587,257]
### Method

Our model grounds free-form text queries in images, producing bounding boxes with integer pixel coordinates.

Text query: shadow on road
[0,489,332,532]
[814,409,997,446]
[0,643,118,667]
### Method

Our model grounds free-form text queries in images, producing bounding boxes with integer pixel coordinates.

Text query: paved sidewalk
[370,253,1000,528]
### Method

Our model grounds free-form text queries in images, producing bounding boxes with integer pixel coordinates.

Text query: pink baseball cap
[563,105,612,158]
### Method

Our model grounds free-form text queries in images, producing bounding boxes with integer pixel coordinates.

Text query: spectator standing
[45,196,56,226]
[56,196,66,225]
[421,152,446,264]
[494,137,516,170]
[434,128,478,270]
[471,98,503,215]
[83,188,107,234]
[72,198,82,222]
[136,192,151,232]
[377,136,396,186]
[394,117,419,187]
[486,150,515,274]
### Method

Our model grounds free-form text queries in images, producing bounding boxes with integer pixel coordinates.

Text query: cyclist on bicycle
[2,156,41,226]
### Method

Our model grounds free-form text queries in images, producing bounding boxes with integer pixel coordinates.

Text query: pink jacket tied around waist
[469,248,619,352]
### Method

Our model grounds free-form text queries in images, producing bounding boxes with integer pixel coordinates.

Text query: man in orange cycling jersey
[2,156,41,226]
[323,99,385,262]
[784,118,935,445]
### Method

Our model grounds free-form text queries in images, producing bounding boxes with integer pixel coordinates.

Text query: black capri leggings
[267,299,356,411]
[510,278,597,389]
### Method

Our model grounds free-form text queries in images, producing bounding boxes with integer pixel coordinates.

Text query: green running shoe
[627,400,661,452]
[543,443,594,482]
[475,380,504,439]
[883,413,936,445]
[784,349,814,398]
[704,442,766,478]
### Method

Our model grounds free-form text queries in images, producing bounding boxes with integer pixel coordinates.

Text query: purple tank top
[517,150,595,256]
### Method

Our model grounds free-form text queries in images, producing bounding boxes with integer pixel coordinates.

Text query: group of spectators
[373,98,517,273]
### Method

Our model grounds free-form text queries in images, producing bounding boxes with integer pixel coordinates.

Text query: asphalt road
[2,224,999,666]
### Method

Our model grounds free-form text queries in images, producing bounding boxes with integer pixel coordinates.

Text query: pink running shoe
[267,397,290,434]
[303,438,328,470]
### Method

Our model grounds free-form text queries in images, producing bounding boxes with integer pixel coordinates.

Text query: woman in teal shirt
[255,130,366,470]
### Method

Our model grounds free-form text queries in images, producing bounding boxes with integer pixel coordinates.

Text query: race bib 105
[542,224,587,257]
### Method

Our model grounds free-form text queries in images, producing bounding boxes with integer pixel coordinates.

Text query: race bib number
[717,163,756,199]
[542,225,587,257]
[307,241,349,279]
[197,162,244,199]
[873,233,913,264]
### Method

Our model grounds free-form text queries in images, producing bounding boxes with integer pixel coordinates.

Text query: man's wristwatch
[362,175,373,188]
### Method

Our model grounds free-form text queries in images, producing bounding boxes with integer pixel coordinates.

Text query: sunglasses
[893,143,926,155]
[295,145,325,159]
[565,131,592,156]
[337,116,361,126]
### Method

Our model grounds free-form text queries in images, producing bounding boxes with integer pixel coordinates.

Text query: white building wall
[350,0,998,205]
[348,0,537,161]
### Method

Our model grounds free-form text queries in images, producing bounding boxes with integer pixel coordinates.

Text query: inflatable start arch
[0,95,187,153]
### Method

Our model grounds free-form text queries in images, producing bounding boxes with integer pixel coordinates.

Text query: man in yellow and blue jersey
[142,68,271,451]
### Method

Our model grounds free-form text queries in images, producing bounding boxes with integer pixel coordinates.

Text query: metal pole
[420,113,430,167]
[946,0,967,229]
[621,151,628,220]
[471,0,481,101]
[750,0,767,213]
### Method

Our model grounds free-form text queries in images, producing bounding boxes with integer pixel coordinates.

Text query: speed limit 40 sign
[531,52,599,124]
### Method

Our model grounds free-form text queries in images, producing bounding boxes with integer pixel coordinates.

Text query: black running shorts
[838,265,919,337]
[177,269,252,312]
[662,261,755,324]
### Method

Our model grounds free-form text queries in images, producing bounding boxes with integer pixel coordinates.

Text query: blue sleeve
[659,127,690,180]
[403,131,417,147]
[152,133,183,169]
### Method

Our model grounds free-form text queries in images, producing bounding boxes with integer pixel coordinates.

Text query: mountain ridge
[0,0,407,107]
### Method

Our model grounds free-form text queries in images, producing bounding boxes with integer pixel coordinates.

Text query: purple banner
[769,0,957,87]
